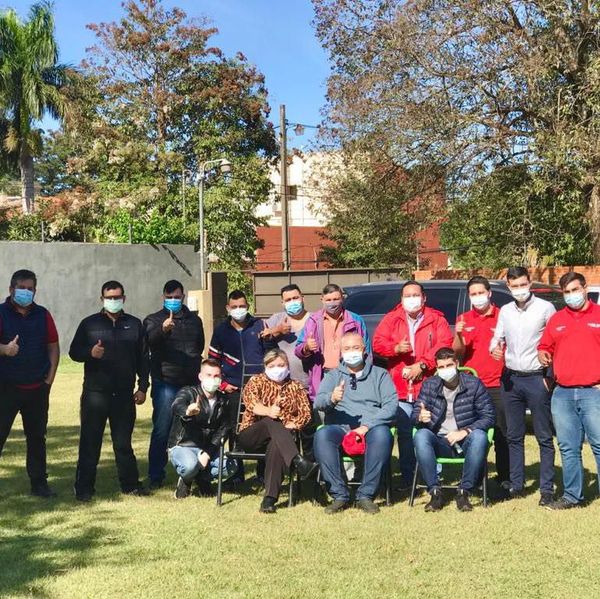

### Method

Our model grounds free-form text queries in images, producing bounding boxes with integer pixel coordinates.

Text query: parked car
[586,286,600,303]
[344,279,564,338]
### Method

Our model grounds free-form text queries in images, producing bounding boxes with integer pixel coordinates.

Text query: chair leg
[288,467,295,508]
[483,461,488,508]
[216,443,225,507]
[409,464,419,507]
[385,459,392,506]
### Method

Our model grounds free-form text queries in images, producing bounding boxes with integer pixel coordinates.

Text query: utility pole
[280,104,290,270]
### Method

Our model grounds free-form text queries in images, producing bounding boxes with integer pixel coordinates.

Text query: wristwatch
[419,362,427,372]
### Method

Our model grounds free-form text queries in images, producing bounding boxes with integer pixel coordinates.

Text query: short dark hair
[401,280,425,295]
[163,279,184,294]
[506,267,530,282]
[559,272,586,290]
[10,269,36,288]
[322,283,342,295]
[435,347,456,362]
[228,289,247,302]
[467,275,490,292]
[101,280,125,296]
[281,283,301,296]
[201,358,222,370]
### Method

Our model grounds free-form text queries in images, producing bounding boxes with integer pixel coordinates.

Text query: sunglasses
[350,373,357,391]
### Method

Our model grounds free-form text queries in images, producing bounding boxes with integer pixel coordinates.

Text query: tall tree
[0,1,68,213]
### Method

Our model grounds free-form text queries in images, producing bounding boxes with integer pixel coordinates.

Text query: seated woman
[238,349,317,513]
[168,358,234,499]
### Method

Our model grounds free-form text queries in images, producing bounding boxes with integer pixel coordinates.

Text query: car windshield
[530,285,564,309]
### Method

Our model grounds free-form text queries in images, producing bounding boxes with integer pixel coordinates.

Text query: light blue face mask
[564,292,585,310]
[284,300,304,316]
[13,288,34,307]
[342,351,364,368]
[164,298,183,313]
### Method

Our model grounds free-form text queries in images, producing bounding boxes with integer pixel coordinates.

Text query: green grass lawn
[1,359,600,598]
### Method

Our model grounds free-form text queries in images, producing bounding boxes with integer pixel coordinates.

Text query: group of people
[1,266,599,515]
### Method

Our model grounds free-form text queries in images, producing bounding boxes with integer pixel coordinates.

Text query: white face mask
[229,307,248,322]
[402,296,422,313]
[470,294,490,309]
[201,377,221,395]
[265,366,289,383]
[510,288,530,302]
[437,366,458,382]
[342,351,364,368]
[103,298,124,314]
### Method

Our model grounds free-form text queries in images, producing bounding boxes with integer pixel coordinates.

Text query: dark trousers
[501,372,555,494]
[237,418,298,499]
[299,406,324,462]
[0,384,49,486]
[75,389,140,495]
[487,386,510,483]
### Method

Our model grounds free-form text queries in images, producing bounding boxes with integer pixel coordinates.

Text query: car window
[344,289,399,315]
[530,288,565,310]
[491,290,513,308]
[588,291,599,304]
[424,288,461,324]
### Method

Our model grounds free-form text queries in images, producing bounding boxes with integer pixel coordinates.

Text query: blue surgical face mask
[284,300,304,316]
[164,298,183,313]
[564,292,585,310]
[13,288,34,307]
[104,298,124,314]
[342,350,364,368]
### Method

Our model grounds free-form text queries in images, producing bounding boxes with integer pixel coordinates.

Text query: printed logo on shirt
[587,323,600,328]
[124,326,130,329]
[464,326,475,332]
[555,325,567,332]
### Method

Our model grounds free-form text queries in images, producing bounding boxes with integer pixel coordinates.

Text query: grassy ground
[1,360,600,598]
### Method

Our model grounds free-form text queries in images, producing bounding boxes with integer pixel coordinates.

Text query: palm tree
[0,1,67,213]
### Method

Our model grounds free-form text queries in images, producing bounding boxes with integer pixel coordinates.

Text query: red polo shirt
[538,301,600,387]
[457,304,503,388]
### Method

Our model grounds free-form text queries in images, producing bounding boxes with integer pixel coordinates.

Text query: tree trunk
[20,150,35,214]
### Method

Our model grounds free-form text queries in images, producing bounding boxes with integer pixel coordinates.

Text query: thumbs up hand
[455,316,466,335]
[3,334,19,357]
[395,335,412,355]
[279,316,292,335]
[306,335,318,353]
[162,310,175,333]
[418,401,432,424]
[332,380,345,404]
[91,339,104,359]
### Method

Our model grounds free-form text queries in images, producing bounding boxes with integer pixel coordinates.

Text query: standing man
[490,266,556,505]
[453,276,510,492]
[143,279,205,489]
[295,283,370,404]
[373,280,453,489]
[538,272,600,510]
[0,269,59,497]
[70,280,150,501]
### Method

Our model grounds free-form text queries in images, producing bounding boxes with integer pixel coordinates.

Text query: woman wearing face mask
[237,349,316,513]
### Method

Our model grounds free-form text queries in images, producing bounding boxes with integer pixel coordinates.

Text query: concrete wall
[0,242,214,353]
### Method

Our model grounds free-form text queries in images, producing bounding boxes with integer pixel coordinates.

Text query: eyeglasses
[350,373,357,391]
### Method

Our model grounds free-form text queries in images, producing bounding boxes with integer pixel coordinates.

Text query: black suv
[344,279,564,337]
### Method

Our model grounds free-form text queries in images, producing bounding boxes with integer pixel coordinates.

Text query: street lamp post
[198,158,232,290]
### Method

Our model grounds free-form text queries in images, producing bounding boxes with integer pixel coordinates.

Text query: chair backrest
[233,363,264,436]
[458,366,478,377]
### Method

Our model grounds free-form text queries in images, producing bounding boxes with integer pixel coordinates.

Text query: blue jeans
[314,424,393,501]
[396,401,416,485]
[148,379,181,483]
[551,386,600,504]
[169,446,230,483]
[413,428,489,492]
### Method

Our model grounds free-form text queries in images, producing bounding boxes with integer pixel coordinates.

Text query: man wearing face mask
[412,347,495,512]
[168,359,231,499]
[453,276,510,494]
[296,284,371,404]
[143,280,205,489]
[490,266,556,506]
[314,332,397,514]
[373,280,453,489]
[538,272,600,510]
[0,269,60,498]
[70,280,150,501]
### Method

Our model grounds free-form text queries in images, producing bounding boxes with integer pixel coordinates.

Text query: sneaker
[324,499,350,514]
[76,492,94,503]
[30,482,57,498]
[456,489,473,512]
[508,487,525,500]
[545,497,580,511]
[174,477,191,499]
[193,477,215,497]
[539,492,555,507]
[259,496,277,514]
[424,488,444,512]
[124,485,151,497]
[356,498,380,514]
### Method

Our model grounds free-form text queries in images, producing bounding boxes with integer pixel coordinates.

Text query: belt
[507,369,544,378]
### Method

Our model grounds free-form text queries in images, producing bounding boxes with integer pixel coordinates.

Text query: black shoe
[291,455,318,480]
[30,482,56,498]
[508,487,525,500]
[324,499,350,514]
[124,485,151,497]
[148,479,164,491]
[259,496,277,514]
[76,492,94,503]
[173,478,191,499]
[545,497,580,511]
[539,492,555,507]
[356,498,380,514]
[425,488,444,512]
[193,477,215,497]
[456,489,473,512]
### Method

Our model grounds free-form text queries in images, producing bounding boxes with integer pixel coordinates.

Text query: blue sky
[0,0,330,147]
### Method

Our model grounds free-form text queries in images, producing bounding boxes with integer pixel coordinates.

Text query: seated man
[314,332,397,514]
[168,358,232,499]
[412,347,495,512]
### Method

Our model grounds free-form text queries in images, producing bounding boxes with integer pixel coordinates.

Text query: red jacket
[373,305,453,400]
[538,301,600,387]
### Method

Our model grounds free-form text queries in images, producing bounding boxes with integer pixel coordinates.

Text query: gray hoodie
[315,357,398,429]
